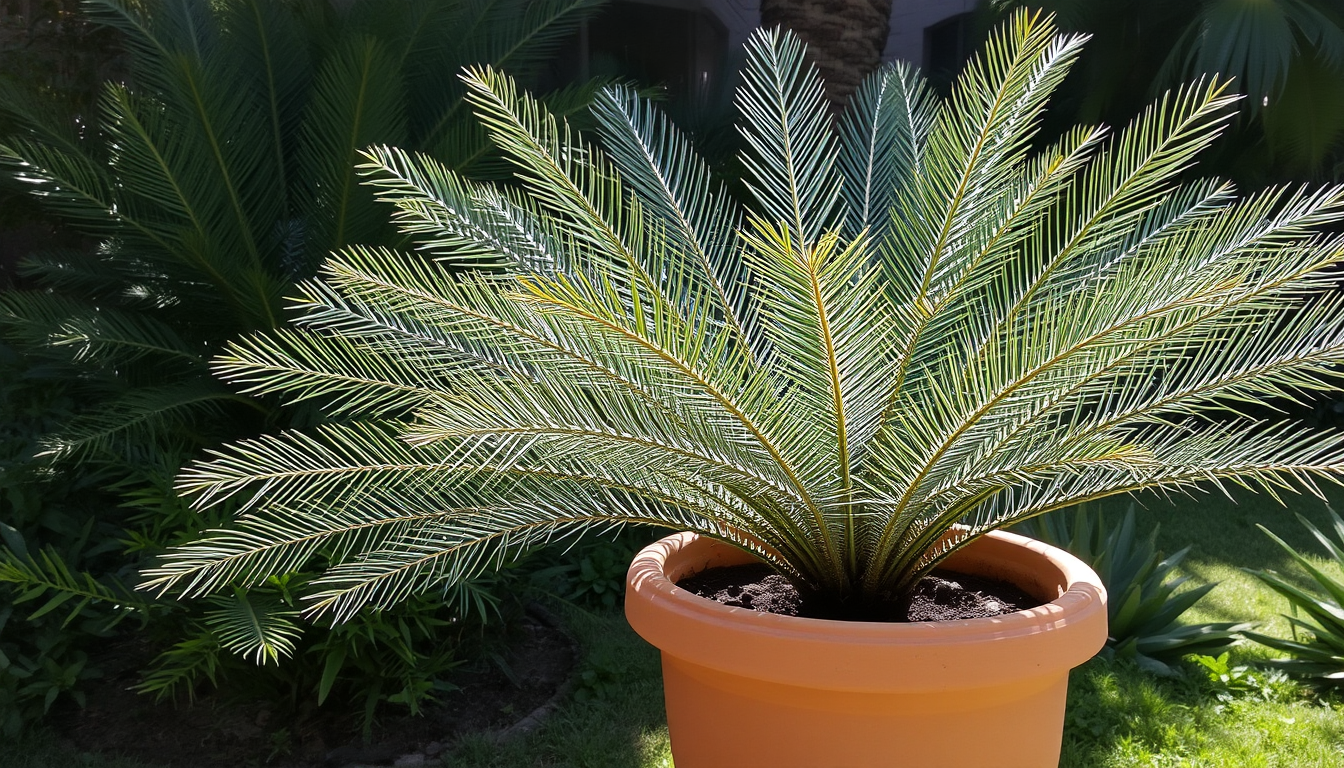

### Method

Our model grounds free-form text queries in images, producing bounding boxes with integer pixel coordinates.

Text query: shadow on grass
[449,603,671,768]
[1175,558,1331,626]
[1113,485,1344,571]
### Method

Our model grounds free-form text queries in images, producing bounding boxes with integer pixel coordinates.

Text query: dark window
[925,12,973,82]
[547,1,727,100]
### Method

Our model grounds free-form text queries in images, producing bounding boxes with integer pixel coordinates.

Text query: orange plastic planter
[625,531,1107,768]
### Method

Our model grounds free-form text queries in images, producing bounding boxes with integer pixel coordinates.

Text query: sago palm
[148,12,1344,619]
[0,0,602,459]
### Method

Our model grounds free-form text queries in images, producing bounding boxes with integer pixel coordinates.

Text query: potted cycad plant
[144,11,1344,767]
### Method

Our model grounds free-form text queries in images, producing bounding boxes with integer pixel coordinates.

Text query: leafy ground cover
[6,486,1344,767]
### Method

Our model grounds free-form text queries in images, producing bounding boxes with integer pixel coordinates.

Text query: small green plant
[572,656,628,703]
[0,605,97,738]
[0,514,147,735]
[145,13,1344,622]
[572,548,629,610]
[1017,505,1245,675]
[1189,652,1296,710]
[1244,509,1344,687]
[528,530,656,610]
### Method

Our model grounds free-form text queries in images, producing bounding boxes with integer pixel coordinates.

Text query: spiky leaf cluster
[148,12,1344,617]
[1016,505,1246,674]
[1246,509,1344,685]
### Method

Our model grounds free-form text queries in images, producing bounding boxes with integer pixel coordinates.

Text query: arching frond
[591,85,756,352]
[41,381,254,462]
[836,61,936,240]
[735,28,842,243]
[1,291,204,368]
[204,590,302,665]
[356,145,559,270]
[296,36,406,257]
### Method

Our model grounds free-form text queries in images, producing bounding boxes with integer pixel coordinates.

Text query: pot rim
[630,529,1102,639]
[625,530,1109,692]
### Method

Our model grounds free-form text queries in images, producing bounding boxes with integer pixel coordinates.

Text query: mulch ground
[55,611,575,767]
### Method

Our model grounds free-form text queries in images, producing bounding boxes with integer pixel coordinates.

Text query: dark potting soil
[676,563,1043,622]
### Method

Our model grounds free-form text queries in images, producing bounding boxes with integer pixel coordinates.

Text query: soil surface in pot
[677,564,1043,622]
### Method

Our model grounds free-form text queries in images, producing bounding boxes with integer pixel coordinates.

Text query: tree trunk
[759,0,893,106]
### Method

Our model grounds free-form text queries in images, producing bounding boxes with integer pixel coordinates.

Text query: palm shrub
[1244,509,1344,686]
[146,12,1344,621]
[0,0,601,727]
[1017,505,1245,675]
[0,0,603,460]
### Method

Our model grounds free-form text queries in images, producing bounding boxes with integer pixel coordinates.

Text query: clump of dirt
[677,564,1042,622]
[674,563,804,616]
[55,610,575,767]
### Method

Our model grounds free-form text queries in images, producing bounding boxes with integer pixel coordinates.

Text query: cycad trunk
[759,0,892,105]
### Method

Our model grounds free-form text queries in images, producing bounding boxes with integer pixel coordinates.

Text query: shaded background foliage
[987,0,1344,185]
[0,0,123,238]
[0,0,609,738]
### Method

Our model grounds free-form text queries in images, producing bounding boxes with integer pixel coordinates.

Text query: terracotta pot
[625,530,1107,768]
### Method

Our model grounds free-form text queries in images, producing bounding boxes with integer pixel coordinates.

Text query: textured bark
[759,0,893,106]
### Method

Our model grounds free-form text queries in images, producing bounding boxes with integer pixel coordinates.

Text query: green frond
[590,84,756,350]
[41,381,253,462]
[462,65,655,286]
[203,590,302,665]
[296,35,406,257]
[302,488,723,621]
[735,28,842,243]
[413,0,606,149]
[152,423,753,614]
[0,290,204,368]
[98,82,282,328]
[356,146,557,269]
[214,329,458,418]
[0,524,157,628]
[13,250,137,303]
[836,61,936,240]
[0,75,98,160]
[1162,0,1344,105]
[0,135,118,235]
[885,10,1088,311]
[224,0,311,193]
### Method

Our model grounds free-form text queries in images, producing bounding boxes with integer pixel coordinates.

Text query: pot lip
[627,529,1106,643]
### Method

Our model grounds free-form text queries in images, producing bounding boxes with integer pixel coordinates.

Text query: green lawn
[7,486,1344,767]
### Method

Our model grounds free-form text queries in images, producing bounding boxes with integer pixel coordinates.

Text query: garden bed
[54,609,574,768]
